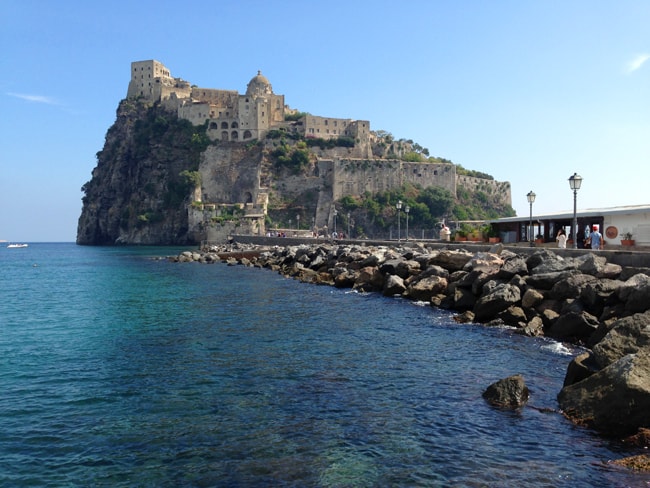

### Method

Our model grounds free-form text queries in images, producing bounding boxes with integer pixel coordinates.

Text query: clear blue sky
[2,0,649,242]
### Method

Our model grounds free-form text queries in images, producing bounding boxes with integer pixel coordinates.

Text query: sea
[1,242,649,487]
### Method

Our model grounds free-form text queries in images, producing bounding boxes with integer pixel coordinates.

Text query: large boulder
[546,311,599,342]
[549,274,598,301]
[558,350,650,436]
[483,374,529,408]
[428,249,473,272]
[617,274,650,314]
[592,311,650,368]
[406,275,448,302]
[383,274,406,297]
[473,283,521,322]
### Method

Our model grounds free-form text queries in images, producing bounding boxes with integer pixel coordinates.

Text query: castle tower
[246,71,273,97]
[126,60,191,102]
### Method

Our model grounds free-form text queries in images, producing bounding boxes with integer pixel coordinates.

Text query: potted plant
[621,232,635,246]
[486,224,501,243]
[535,234,544,244]
[453,229,467,241]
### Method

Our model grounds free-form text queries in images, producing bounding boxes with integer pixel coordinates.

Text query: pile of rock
[173,241,650,439]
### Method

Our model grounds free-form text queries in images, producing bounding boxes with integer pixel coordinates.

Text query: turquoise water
[0,243,647,487]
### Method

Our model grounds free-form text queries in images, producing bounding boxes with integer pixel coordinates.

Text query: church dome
[246,70,273,97]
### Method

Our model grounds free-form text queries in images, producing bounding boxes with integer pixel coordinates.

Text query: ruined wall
[457,175,511,208]
[332,159,456,200]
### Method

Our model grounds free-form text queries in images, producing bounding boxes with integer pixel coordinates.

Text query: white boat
[7,243,28,248]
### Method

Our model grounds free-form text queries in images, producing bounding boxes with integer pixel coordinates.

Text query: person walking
[589,225,604,250]
[556,229,567,248]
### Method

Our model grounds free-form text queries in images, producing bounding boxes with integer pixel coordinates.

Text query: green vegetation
[333,181,514,236]
[336,184,455,233]
[284,111,309,121]
[132,108,210,165]
[455,163,494,180]
[270,141,311,174]
[305,136,355,149]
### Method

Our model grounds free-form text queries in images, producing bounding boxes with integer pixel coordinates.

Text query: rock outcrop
[482,374,530,408]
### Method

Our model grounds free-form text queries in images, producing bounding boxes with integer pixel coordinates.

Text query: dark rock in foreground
[483,374,529,408]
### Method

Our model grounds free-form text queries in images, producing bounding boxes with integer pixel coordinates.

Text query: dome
[246,70,273,97]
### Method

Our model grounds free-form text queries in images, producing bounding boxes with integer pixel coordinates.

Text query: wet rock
[473,283,521,322]
[592,310,650,368]
[383,274,406,297]
[611,454,650,472]
[558,350,650,436]
[406,275,448,302]
[546,311,599,342]
[483,374,529,408]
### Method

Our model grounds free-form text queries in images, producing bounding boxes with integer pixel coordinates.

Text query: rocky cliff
[77,100,209,245]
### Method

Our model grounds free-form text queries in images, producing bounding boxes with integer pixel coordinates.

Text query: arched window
[221,131,229,141]
[231,131,239,140]
[209,122,218,130]
[221,122,228,129]
[243,192,253,203]
[243,130,252,139]
[231,121,239,128]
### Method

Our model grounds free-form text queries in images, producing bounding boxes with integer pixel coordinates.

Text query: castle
[127,60,370,151]
[125,60,511,242]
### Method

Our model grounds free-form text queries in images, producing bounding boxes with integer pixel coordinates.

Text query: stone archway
[243,130,252,139]
[231,131,239,140]
[221,131,228,141]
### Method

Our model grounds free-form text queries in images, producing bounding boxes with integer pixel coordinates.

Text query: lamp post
[526,191,536,247]
[405,205,410,241]
[347,212,351,239]
[333,209,338,235]
[396,200,402,241]
[296,214,300,230]
[568,173,582,249]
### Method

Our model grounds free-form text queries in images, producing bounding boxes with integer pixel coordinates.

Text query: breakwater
[174,241,650,455]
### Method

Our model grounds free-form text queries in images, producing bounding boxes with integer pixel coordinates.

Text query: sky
[1,0,649,242]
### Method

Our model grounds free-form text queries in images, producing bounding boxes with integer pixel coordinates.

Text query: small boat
[7,243,28,248]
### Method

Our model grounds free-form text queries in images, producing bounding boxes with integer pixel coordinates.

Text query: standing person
[589,225,603,250]
[556,229,567,248]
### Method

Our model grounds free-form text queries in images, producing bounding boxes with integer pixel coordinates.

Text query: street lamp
[568,173,583,249]
[526,191,536,247]
[396,200,402,241]
[347,212,351,238]
[333,209,338,235]
[297,214,300,230]
[405,205,410,241]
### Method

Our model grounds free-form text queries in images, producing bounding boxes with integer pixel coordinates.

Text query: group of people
[556,225,603,250]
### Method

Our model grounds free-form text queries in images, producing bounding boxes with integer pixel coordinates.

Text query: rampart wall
[332,159,456,200]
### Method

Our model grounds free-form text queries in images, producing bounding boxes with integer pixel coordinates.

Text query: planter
[488,237,501,243]
[454,236,467,242]
[621,239,635,246]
